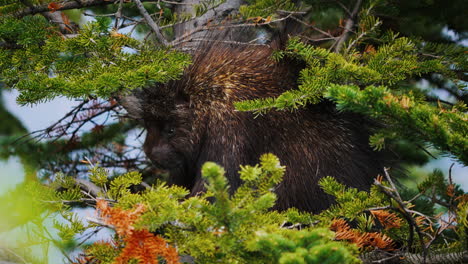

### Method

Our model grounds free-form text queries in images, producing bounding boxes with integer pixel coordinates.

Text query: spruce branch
[15,0,108,17]
[14,0,153,17]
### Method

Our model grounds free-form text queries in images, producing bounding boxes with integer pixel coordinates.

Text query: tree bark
[173,0,243,40]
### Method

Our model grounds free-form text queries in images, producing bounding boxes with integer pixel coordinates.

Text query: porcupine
[121,33,388,213]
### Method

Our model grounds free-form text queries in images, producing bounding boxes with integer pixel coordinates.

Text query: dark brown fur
[125,41,386,212]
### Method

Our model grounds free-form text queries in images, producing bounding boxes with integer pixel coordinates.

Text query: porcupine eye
[162,122,175,138]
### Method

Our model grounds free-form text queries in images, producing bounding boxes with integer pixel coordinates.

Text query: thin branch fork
[133,0,168,46]
[171,12,295,47]
[334,0,362,52]
[16,100,118,145]
[114,0,125,30]
[374,174,429,262]
[12,99,89,144]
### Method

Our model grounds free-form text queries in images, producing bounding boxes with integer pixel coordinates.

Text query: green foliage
[194,0,227,17]
[0,15,191,104]
[0,1,467,263]
[108,171,142,200]
[417,169,464,206]
[236,32,468,165]
[0,179,68,264]
[326,84,467,164]
[249,229,359,264]
[56,154,358,263]
[4,154,466,263]
[0,180,59,232]
[315,177,389,226]
[53,211,86,244]
[240,0,297,18]
[372,0,468,42]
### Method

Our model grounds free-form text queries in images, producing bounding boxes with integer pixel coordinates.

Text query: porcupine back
[137,34,387,212]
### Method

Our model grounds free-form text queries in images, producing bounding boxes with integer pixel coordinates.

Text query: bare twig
[345,19,381,53]
[86,217,114,229]
[83,12,115,17]
[187,38,270,47]
[12,100,90,144]
[334,0,362,52]
[374,179,428,262]
[75,178,103,198]
[0,246,28,264]
[76,227,104,248]
[114,0,125,30]
[133,0,168,46]
[361,250,468,264]
[333,0,352,16]
[155,0,196,5]
[289,15,336,39]
[416,144,438,160]
[171,13,294,46]
[448,163,455,186]
[382,168,402,201]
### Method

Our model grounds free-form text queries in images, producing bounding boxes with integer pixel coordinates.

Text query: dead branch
[15,0,154,18]
[134,0,169,46]
[333,0,362,52]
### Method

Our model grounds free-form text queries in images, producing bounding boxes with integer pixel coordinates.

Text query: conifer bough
[0,0,467,263]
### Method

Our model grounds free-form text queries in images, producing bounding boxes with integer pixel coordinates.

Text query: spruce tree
[0,1,466,263]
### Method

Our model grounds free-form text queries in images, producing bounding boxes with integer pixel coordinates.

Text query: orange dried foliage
[330,219,395,251]
[415,215,435,233]
[447,184,455,197]
[399,96,411,109]
[364,45,376,54]
[110,30,128,38]
[96,200,180,264]
[370,210,403,229]
[455,194,468,203]
[246,16,264,24]
[60,12,70,25]
[356,232,394,250]
[116,229,179,264]
[330,219,359,241]
[383,94,396,106]
[48,2,63,12]
[97,199,145,237]
[109,98,118,106]
[415,215,426,227]
[74,256,92,264]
